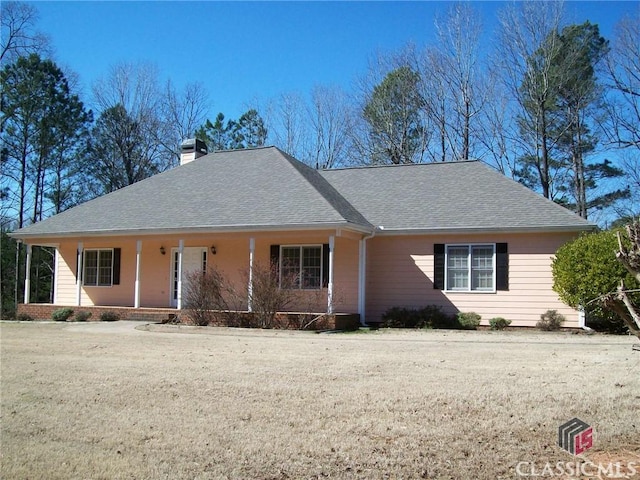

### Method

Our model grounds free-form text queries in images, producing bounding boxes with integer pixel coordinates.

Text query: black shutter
[322,243,330,288]
[433,244,445,290]
[270,245,280,283]
[496,243,508,291]
[112,248,121,285]
[270,245,280,267]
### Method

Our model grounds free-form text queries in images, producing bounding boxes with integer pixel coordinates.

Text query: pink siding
[54,247,77,305]
[44,231,361,313]
[366,232,580,328]
[35,229,579,328]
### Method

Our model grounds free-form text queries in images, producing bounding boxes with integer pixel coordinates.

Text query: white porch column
[134,240,142,308]
[176,240,184,309]
[76,242,83,306]
[24,244,32,304]
[327,236,335,314]
[248,238,255,312]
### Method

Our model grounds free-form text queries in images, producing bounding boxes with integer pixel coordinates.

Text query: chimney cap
[181,138,208,155]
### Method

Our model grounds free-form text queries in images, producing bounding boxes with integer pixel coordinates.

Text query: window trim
[83,248,114,287]
[279,244,323,290]
[444,243,496,293]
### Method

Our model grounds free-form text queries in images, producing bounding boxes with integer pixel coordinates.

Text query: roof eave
[373,224,597,236]
[9,221,374,241]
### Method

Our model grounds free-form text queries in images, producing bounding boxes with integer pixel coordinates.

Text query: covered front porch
[19,228,369,324]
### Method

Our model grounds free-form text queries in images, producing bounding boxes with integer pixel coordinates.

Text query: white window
[84,249,113,286]
[280,245,322,289]
[446,244,495,292]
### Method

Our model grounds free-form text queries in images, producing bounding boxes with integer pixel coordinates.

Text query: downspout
[358,226,384,326]
[578,305,593,333]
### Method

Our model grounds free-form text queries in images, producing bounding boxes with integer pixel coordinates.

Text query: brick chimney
[180,138,208,166]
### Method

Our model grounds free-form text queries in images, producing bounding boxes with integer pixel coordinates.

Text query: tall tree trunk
[540,109,551,199]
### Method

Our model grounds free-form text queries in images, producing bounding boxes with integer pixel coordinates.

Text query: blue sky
[31,1,639,120]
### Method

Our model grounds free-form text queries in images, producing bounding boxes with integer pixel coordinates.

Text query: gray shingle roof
[12,147,371,238]
[11,148,593,239]
[320,161,594,232]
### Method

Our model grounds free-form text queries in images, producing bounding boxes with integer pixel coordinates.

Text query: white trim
[351,225,595,236]
[53,248,60,304]
[327,236,335,314]
[444,243,496,293]
[171,245,208,308]
[82,248,115,287]
[134,240,142,308]
[177,240,184,310]
[24,244,32,304]
[279,244,323,290]
[9,223,374,240]
[248,238,255,312]
[76,242,83,306]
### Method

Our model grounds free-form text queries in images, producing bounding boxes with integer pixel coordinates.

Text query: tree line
[1,1,638,317]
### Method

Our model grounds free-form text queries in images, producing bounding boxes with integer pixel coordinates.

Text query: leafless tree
[431,2,488,161]
[268,91,309,158]
[306,85,352,169]
[160,80,210,159]
[602,221,640,341]
[418,47,450,162]
[0,1,50,64]
[601,13,639,161]
[88,62,187,194]
[475,77,521,177]
[495,0,566,199]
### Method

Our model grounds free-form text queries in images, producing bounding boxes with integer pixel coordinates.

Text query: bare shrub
[74,311,92,322]
[183,266,233,326]
[100,311,119,322]
[243,262,299,329]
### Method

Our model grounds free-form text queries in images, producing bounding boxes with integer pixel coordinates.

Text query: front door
[171,247,208,307]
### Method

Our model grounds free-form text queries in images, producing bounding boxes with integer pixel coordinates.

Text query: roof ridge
[323,159,480,172]
[275,148,372,229]
[207,145,276,155]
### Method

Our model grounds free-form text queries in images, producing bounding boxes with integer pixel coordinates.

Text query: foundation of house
[14,304,361,331]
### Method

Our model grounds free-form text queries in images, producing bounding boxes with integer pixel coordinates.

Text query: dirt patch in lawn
[1,322,638,479]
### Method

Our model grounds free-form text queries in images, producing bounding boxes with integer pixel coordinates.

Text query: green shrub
[552,229,637,331]
[381,306,455,329]
[52,308,74,322]
[100,311,119,322]
[428,308,459,329]
[457,312,481,330]
[74,311,92,322]
[381,307,426,328]
[536,310,565,331]
[16,313,34,322]
[489,317,511,331]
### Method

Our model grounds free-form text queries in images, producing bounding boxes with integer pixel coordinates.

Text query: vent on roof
[180,138,208,166]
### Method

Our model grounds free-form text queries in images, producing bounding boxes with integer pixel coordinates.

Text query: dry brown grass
[1,321,639,480]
